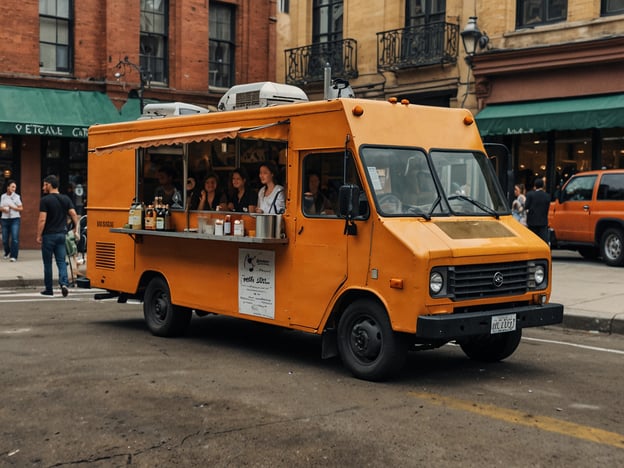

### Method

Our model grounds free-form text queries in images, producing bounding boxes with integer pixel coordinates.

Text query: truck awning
[475,94,624,136]
[92,127,241,155]
[92,119,291,155]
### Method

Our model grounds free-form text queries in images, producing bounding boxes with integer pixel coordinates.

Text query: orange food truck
[83,84,563,381]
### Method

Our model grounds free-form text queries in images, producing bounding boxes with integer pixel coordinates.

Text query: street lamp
[461,16,489,67]
[114,56,150,113]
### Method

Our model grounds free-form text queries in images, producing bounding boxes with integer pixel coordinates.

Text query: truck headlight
[528,261,548,290]
[430,271,444,295]
[534,265,545,286]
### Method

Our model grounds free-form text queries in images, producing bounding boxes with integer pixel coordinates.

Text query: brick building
[0,0,276,248]
[277,0,624,193]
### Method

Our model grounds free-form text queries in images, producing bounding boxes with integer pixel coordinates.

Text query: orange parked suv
[549,169,624,266]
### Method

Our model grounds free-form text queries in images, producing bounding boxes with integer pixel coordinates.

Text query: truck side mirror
[338,184,360,235]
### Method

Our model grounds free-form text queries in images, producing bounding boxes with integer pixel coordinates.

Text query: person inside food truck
[402,161,436,207]
[197,172,227,211]
[227,167,257,213]
[154,165,183,208]
[303,171,333,215]
[256,160,285,214]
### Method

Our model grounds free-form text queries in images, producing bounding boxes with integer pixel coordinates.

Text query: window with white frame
[140,0,168,84]
[39,0,72,73]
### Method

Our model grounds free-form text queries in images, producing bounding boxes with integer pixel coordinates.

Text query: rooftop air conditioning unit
[217,82,309,111]
[138,102,210,120]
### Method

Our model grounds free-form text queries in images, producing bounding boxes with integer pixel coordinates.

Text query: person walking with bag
[36,175,80,297]
[1,180,23,262]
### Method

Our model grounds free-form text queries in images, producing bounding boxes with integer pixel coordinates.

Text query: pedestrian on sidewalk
[36,175,80,297]
[1,180,23,262]
[525,177,551,244]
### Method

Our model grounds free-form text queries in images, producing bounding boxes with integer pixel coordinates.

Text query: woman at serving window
[227,167,257,213]
[255,161,285,214]
[197,172,227,211]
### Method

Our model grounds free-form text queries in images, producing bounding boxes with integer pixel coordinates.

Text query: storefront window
[516,133,547,189]
[0,136,18,187]
[601,128,624,169]
[553,130,592,188]
[42,137,88,215]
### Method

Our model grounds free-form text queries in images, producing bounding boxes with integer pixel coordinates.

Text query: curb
[562,313,624,336]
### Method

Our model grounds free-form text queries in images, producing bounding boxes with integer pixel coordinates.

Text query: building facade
[278,0,475,106]
[277,0,624,195]
[472,0,624,193]
[0,0,276,248]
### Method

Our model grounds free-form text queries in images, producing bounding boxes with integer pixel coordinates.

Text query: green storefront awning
[0,85,138,138]
[475,94,624,136]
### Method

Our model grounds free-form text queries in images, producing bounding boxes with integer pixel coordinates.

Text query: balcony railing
[285,38,358,86]
[377,22,459,71]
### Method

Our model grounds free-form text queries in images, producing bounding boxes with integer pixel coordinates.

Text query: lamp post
[114,56,149,113]
[461,16,489,67]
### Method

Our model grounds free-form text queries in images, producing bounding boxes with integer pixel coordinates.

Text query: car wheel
[600,228,624,266]
[144,276,192,337]
[458,330,522,362]
[337,299,407,381]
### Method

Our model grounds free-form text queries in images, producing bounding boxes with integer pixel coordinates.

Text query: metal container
[254,214,276,238]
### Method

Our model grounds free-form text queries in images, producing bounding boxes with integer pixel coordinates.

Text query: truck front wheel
[600,228,624,266]
[458,330,522,362]
[144,276,191,337]
[337,299,407,381]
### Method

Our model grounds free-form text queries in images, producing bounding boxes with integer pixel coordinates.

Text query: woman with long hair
[228,167,257,213]
[255,161,285,214]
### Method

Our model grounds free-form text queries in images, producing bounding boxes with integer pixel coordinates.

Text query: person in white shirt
[256,161,285,214]
[1,180,23,261]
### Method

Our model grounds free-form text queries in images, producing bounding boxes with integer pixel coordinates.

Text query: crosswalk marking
[0,288,108,302]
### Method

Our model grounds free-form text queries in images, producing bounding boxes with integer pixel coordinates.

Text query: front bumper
[415,303,564,340]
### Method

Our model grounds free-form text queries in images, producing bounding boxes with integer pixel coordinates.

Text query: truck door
[289,151,354,329]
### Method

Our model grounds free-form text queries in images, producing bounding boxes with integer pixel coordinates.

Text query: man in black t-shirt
[36,175,80,296]
[525,177,551,245]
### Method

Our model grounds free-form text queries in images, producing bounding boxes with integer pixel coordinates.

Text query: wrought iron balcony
[285,38,358,86]
[377,22,459,71]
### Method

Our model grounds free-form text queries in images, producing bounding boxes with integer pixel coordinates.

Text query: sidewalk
[1,249,623,335]
[0,249,86,289]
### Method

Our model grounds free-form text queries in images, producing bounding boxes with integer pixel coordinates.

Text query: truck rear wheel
[144,276,191,337]
[600,228,624,266]
[337,299,407,381]
[458,330,522,362]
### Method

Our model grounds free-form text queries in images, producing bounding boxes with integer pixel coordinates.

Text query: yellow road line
[410,392,624,450]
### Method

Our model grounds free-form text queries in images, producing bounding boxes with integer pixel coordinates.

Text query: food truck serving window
[136,136,288,211]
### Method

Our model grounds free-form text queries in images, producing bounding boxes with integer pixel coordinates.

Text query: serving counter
[110,228,288,244]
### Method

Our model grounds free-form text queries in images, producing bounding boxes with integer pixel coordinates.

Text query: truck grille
[449,261,529,300]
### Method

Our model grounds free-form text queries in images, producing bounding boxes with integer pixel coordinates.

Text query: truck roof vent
[138,102,210,120]
[218,82,309,111]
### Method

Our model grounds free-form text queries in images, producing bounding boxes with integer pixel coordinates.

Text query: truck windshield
[360,147,509,217]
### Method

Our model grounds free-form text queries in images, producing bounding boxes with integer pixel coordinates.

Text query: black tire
[459,329,522,362]
[600,228,624,266]
[337,299,407,381]
[143,276,191,337]
[578,246,599,260]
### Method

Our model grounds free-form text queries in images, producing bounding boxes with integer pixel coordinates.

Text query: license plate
[491,314,517,334]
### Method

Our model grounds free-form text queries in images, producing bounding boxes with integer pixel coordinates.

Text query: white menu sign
[238,248,275,319]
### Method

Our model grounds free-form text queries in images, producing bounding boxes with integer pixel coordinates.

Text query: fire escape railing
[377,22,459,71]
[285,38,358,86]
